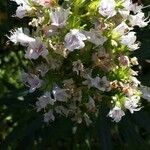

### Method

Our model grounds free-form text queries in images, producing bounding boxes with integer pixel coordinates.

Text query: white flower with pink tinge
[83,30,107,46]
[39,0,52,6]
[36,92,56,112]
[120,32,139,51]
[65,29,87,51]
[21,72,42,93]
[51,7,70,28]
[11,0,31,18]
[118,55,130,67]
[98,0,117,18]
[108,106,125,122]
[25,37,48,59]
[52,85,70,102]
[124,95,141,114]
[129,12,149,28]
[113,22,132,36]
[83,75,110,91]
[119,0,144,19]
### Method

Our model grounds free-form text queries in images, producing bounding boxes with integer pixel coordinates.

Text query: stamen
[142,5,150,9]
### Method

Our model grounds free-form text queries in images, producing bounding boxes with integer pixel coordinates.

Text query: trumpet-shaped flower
[83,30,107,46]
[65,29,87,51]
[98,0,117,18]
[22,72,42,93]
[113,22,131,36]
[130,76,141,87]
[121,0,142,14]
[130,3,143,14]
[108,106,125,122]
[25,37,48,59]
[11,0,31,18]
[52,85,70,102]
[51,7,70,28]
[118,0,131,19]
[120,32,139,50]
[124,95,141,113]
[83,75,110,91]
[36,92,56,112]
[129,12,149,28]
[8,28,35,46]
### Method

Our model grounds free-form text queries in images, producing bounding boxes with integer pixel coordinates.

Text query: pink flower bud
[40,0,54,6]
[118,55,130,67]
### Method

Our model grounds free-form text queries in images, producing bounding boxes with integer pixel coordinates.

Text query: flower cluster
[9,0,149,125]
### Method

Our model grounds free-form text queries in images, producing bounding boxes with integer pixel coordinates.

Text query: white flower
[83,75,110,91]
[121,0,142,14]
[119,9,130,19]
[25,37,48,59]
[130,69,138,76]
[122,0,132,9]
[113,22,132,36]
[98,0,117,18]
[15,5,27,18]
[130,76,141,87]
[131,57,139,65]
[96,76,110,91]
[21,72,42,93]
[36,92,56,112]
[83,30,107,46]
[124,95,141,113]
[108,106,125,122]
[64,29,87,51]
[120,32,139,50]
[44,110,55,123]
[51,7,70,28]
[140,86,150,102]
[52,85,70,102]
[129,12,149,28]
[130,3,143,14]
[82,74,98,88]
[8,28,35,46]
[118,0,131,19]
[11,0,31,18]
